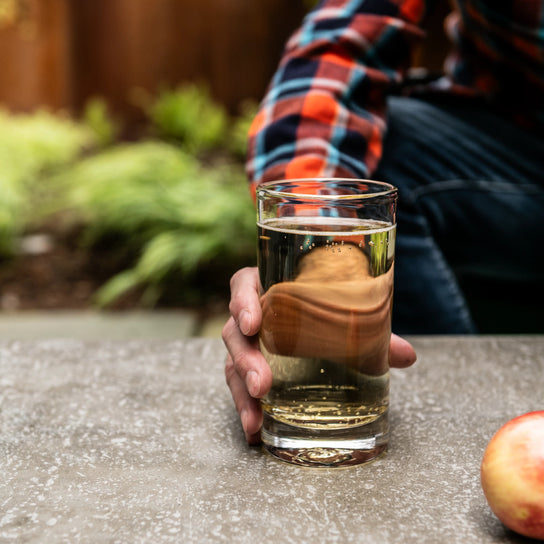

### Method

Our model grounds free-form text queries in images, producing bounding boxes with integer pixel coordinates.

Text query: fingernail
[246,370,260,397]
[239,309,252,335]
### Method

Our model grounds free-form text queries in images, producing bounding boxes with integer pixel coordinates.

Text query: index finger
[228,267,263,337]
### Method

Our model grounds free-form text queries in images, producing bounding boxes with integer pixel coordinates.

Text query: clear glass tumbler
[257,178,397,467]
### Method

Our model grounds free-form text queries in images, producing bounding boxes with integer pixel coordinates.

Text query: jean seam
[419,236,476,333]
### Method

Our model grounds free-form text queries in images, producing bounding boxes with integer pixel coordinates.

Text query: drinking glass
[257,178,397,467]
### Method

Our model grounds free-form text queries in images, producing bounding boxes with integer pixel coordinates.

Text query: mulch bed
[0,224,233,315]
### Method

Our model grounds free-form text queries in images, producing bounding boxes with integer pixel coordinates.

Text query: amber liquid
[258,217,395,467]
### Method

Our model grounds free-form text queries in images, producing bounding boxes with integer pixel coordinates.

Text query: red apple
[481,411,544,540]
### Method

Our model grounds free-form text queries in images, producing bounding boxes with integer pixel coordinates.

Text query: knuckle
[232,350,253,377]
[221,317,235,344]
[229,268,243,289]
[227,299,237,319]
[224,356,235,384]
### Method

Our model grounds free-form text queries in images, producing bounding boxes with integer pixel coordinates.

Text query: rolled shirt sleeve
[246,0,428,191]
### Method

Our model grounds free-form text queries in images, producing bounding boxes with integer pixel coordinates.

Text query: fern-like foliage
[0,84,258,307]
[0,109,94,256]
[50,141,256,306]
[147,84,229,153]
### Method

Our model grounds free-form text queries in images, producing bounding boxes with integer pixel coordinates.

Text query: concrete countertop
[0,336,542,543]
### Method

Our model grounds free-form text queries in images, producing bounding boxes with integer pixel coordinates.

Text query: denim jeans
[374,96,544,334]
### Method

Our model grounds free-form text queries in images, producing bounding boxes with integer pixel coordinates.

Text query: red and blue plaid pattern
[246,0,544,193]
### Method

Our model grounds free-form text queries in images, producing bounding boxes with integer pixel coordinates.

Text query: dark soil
[0,223,234,316]
[0,225,135,311]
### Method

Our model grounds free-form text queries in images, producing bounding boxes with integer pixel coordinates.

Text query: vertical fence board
[1,0,307,118]
[0,1,451,120]
[69,0,307,123]
[0,0,71,112]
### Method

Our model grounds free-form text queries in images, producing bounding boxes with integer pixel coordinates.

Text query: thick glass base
[261,411,388,468]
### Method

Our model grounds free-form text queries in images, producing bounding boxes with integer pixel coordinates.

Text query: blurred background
[0,0,449,333]
[0,0,310,318]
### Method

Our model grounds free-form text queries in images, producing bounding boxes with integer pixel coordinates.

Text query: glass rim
[256,178,397,201]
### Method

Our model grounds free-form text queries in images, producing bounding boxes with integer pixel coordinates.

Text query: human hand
[222,266,417,445]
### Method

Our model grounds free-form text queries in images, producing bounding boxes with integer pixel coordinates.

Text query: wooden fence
[0,0,307,122]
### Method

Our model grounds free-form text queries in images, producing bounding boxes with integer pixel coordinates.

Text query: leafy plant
[147,84,229,153]
[0,109,94,256]
[82,98,120,147]
[50,140,256,306]
[0,84,257,308]
[227,99,258,159]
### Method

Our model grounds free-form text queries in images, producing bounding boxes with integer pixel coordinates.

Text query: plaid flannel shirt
[246,0,544,192]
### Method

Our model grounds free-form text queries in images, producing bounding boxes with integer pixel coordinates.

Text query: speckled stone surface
[0,336,542,543]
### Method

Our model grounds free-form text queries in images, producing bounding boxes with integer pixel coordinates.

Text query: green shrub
[147,84,229,153]
[82,98,120,147]
[227,100,258,159]
[50,141,256,306]
[0,84,257,307]
[0,109,94,256]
